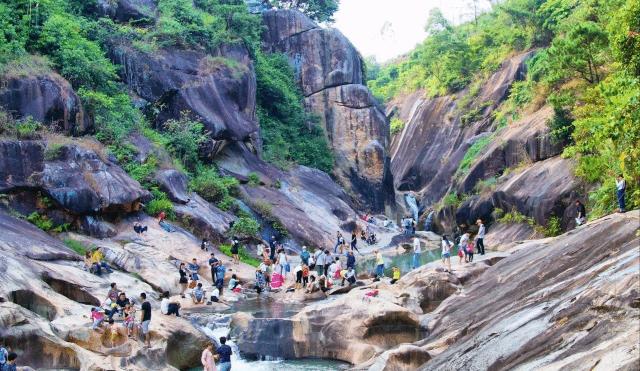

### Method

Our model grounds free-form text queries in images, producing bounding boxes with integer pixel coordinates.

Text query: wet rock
[155,169,190,204]
[234,288,423,365]
[78,215,118,238]
[109,43,257,146]
[0,73,92,135]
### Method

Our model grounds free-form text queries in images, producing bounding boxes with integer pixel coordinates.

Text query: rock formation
[262,9,393,212]
[0,72,92,135]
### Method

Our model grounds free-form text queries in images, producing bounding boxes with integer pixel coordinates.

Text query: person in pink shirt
[201,343,217,371]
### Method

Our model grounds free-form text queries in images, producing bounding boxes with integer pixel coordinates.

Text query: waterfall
[404,193,419,223]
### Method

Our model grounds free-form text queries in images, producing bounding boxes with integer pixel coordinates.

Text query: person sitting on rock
[115,292,130,318]
[160,291,181,316]
[158,211,166,224]
[360,230,367,241]
[575,200,587,226]
[192,282,205,304]
[305,275,319,294]
[133,221,147,237]
[228,274,241,293]
[342,266,356,286]
[188,258,200,281]
[91,247,113,275]
[90,307,105,332]
[390,267,401,284]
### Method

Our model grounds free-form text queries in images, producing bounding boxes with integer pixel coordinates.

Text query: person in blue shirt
[188,258,200,281]
[216,262,226,296]
[216,336,233,371]
[346,250,356,270]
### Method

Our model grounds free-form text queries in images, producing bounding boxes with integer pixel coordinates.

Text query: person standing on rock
[351,231,357,251]
[475,219,486,255]
[139,292,151,348]
[300,246,310,266]
[269,236,277,262]
[230,238,240,265]
[179,262,189,298]
[575,200,587,226]
[412,237,422,269]
[323,250,332,277]
[616,174,626,213]
[188,258,201,281]
[201,343,217,371]
[216,336,233,371]
[459,232,470,263]
[374,250,385,281]
[441,235,452,272]
[216,261,227,296]
[334,231,344,253]
[346,250,356,271]
[209,253,219,285]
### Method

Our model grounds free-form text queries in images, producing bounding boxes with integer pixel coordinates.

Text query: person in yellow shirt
[89,247,113,276]
[390,267,401,284]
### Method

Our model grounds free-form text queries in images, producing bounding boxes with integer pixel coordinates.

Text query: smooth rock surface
[0,73,92,135]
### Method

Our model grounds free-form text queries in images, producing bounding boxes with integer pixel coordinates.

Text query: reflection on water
[356,248,441,277]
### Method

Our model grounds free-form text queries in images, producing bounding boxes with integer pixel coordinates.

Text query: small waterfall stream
[404,193,419,223]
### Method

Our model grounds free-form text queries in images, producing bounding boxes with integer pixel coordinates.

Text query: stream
[188,296,349,370]
[357,247,442,277]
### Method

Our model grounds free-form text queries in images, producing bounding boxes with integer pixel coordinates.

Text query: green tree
[267,0,339,23]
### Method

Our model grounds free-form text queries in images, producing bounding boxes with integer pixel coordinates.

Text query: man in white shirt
[412,237,421,269]
[616,174,626,213]
[476,219,486,255]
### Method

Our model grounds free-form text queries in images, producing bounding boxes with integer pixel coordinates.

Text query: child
[106,318,119,347]
[301,264,310,288]
[91,307,105,332]
[228,274,241,293]
[294,264,303,289]
[390,267,401,284]
[192,282,205,304]
[123,304,137,338]
[466,240,475,262]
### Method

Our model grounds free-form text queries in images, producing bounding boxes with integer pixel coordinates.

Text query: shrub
[251,200,273,218]
[145,194,174,218]
[390,117,405,135]
[161,114,208,171]
[44,143,64,161]
[27,212,53,231]
[218,243,260,267]
[217,196,238,213]
[229,217,260,238]
[190,168,239,203]
[64,238,88,255]
[544,216,562,237]
[247,172,260,186]
[15,118,42,139]
[497,209,535,226]
[457,135,492,175]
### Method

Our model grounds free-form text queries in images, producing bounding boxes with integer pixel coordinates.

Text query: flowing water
[404,193,420,223]
[356,248,442,277]
[190,296,348,370]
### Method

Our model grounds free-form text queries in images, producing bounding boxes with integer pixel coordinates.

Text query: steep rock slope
[390,52,531,201]
[262,9,393,212]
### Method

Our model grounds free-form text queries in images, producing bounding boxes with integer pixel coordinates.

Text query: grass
[219,244,261,267]
[496,208,563,237]
[64,238,88,255]
[457,135,493,176]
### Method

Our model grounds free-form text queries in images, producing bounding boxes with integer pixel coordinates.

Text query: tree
[547,21,609,84]
[267,0,339,23]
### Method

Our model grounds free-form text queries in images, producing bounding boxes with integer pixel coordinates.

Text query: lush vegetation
[265,0,339,23]
[229,216,260,238]
[64,238,89,255]
[495,208,562,237]
[255,51,334,173]
[219,243,261,267]
[371,0,639,220]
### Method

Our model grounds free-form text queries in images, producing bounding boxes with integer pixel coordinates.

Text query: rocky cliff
[262,9,393,213]
[389,51,583,233]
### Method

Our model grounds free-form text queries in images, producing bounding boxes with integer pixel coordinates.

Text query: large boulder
[261,10,392,212]
[155,169,190,204]
[173,194,235,243]
[109,43,257,149]
[0,72,92,135]
[0,140,149,214]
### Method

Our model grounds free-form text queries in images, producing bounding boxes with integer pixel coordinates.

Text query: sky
[333,0,493,62]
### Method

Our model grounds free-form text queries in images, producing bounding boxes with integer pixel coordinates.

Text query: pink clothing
[201,348,216,371]
[91,311,104,320]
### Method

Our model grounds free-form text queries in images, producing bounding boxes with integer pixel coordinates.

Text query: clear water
[356,248,442,277]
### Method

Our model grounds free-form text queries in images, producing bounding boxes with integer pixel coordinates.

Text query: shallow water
[356,248,442,277]
[188,358,350,371]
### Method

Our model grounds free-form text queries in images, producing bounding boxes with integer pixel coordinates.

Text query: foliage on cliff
[369,0,639,217]
[0,0,332,174]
